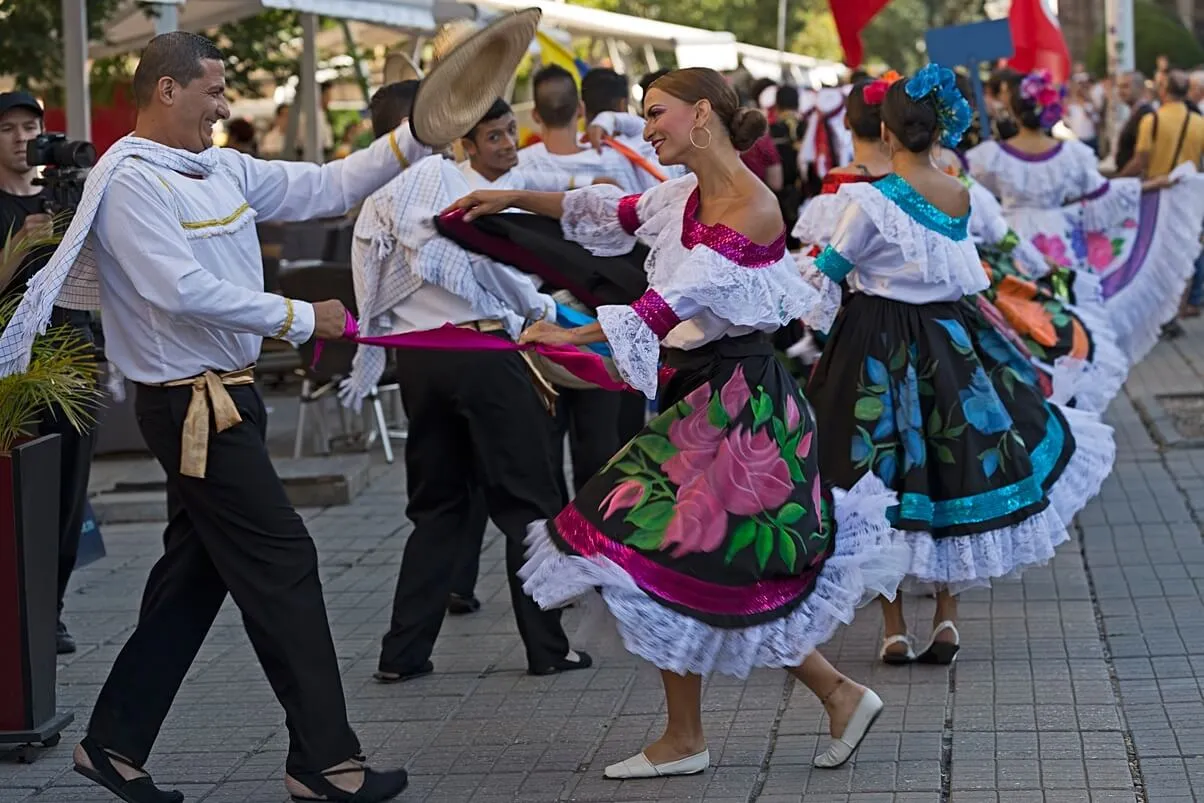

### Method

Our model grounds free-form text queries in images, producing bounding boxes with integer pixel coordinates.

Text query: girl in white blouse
[448,67,903,781]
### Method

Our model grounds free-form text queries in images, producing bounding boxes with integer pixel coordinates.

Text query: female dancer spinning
[801,67,1113,664]
[447,68,904,779]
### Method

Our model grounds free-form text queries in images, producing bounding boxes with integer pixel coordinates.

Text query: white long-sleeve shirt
[91,128,428,383]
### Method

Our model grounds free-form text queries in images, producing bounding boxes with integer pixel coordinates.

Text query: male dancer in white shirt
[55,33,424,803]
[347,95,591,684]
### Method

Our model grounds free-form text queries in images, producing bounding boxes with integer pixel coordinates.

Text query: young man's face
[463,112,519,177]
[0,107,41,175]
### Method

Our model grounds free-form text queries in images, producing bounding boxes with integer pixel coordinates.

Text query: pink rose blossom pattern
[785,394,801,432]
[1032,233,1071,267]
[720,366,752,420]
[599,480,644,520]
[661,474,729,557]
[707,426,794,516]
[1085,231,1113,269]
[664,406,724,486]
[797,430,813,459]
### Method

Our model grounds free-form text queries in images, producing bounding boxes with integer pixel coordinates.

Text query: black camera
[26,133,96,215]
[26,133,97,170]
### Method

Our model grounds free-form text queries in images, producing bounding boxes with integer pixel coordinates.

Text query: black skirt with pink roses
[518,333,903,678]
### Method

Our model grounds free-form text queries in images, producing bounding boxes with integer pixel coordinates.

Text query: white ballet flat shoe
[603,748,710,779]
[813,688,884,769]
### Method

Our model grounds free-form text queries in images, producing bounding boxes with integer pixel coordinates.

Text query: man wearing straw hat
[0,16,542,801]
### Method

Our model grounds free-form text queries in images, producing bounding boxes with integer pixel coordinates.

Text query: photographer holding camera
[0,90,97,655]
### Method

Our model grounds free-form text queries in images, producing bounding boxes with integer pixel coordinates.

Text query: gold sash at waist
[455,320,558,414]
[149,367,256,479]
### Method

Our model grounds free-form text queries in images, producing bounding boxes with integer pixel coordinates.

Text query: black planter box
[0,435,73,756]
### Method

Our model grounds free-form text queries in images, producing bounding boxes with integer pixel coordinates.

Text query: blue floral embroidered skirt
[519,333,904,677]
[806,294,1115,593]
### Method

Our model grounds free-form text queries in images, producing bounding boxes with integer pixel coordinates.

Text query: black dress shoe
[447,593,481,615]
[57,620,76,654]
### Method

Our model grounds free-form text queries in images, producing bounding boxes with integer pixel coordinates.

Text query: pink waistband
[315,312,632,393]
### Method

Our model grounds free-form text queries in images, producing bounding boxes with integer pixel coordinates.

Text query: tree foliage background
[0,0,126,94]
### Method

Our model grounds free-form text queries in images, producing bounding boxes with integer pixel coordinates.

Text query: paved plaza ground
[3,318,1204,802]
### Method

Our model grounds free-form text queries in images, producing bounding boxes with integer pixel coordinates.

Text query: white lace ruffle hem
[890,398,1114,595]
[517,473,905,679]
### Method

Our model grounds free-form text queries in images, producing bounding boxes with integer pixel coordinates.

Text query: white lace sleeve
[795,252,844,332]
[560,184,640,256]
[791,192,851,248]
[561,176,698,256]
[1066,141,1142,230]
[596,287,702,399]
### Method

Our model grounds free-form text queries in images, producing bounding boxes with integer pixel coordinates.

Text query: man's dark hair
[369,80,419,138]
[775,85,799,111]
[987,66,1019,96]
[465,98,513,140]
[638,69,671,105]
[226,118,255,144]
[582,67,629,120]
[532,65,579,128]
[132,31,224,108]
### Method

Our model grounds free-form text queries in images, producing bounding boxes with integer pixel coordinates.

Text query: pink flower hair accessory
[1019,69,1066,129]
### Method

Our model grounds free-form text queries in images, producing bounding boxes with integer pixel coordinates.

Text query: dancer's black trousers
[379,346,570,674]
[554,388,621,496]
[87,383,359,775]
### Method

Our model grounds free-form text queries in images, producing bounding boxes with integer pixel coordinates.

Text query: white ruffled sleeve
[1067,141,1142,230]
[795,202,876,332]
[560,176,697,257]
[596,287,701,399]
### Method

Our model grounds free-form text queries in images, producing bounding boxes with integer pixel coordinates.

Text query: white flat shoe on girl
[813,688,884,769]
[603,748,710,779]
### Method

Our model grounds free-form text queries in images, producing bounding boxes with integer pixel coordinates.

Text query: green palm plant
[0,214,101,455]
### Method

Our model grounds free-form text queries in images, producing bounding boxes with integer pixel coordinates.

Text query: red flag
[829,0,890,68]
[1008,0,1071,83]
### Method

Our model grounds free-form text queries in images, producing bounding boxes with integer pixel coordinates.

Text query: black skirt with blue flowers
[806,293,1076,539]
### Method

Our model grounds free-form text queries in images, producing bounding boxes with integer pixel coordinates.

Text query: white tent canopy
[735,43,847,88]
[450,0,739,70]
[92,0,438,58]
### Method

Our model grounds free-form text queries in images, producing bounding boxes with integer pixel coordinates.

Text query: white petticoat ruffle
[518,473,905,679]
[892,398,1114,595]
[1101,170,1204,363]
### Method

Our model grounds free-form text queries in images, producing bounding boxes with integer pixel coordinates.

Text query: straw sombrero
[409,9,541,147]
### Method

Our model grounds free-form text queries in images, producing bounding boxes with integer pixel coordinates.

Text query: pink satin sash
[315,312,633,393]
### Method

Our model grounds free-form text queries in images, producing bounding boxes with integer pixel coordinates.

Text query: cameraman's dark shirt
[0,187,93,338]
[0,187,53,297]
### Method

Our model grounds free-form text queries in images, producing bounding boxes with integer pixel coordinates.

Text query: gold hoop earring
[689,126,712,150]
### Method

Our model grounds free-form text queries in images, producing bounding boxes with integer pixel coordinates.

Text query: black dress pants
[447,388,620,598]
[554,388,622,496]
[449,493,487,598]
[379,347,570,674]
[87,383,359,776]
